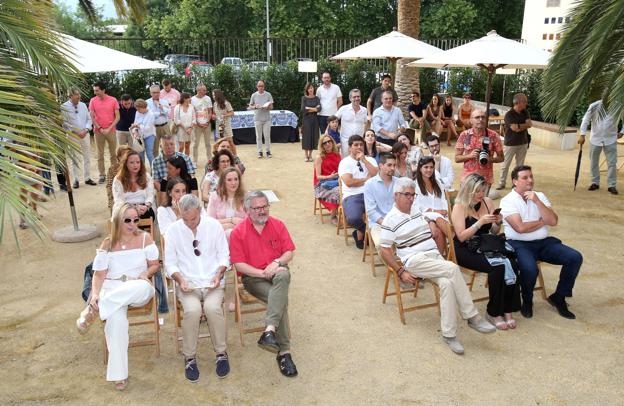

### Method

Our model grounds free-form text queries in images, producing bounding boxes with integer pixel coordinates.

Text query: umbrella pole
[484,64,494,130]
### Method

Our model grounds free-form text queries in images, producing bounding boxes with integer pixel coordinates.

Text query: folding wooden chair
[233,266,268,346]
[138,217,154,239]
[361,219,385,277]
[382,254,441,325]
[171,279,212,354]
[335,178,354,245]
[102,276,160,364]
[313,196,330,224]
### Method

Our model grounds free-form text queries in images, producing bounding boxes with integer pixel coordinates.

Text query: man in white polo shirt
[317,71,343,134]
[336,88,368,156]
[338,135,378,249]
[500,165,582,320]
[379,177,495,355]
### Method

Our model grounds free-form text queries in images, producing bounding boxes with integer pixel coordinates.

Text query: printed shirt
[151,151,196,182]
[455,128,503,184]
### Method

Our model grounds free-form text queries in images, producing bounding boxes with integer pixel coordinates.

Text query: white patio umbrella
[332,31,442,85]
[59,34,168,72]
[408,30,551,126]
[52,34,167,243]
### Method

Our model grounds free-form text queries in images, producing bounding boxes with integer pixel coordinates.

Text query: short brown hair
[134,99,147,109]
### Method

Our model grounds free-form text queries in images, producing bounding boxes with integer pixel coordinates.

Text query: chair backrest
[138,218,154,239]
[338,177,344,202]
[443,221,457,262]
[445,189,458,217]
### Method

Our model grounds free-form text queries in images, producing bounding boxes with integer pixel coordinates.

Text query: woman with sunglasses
[392,141,412,178]
[413,155,449,254]
[201,149,235,205]
[76,202,159,391]
[206,167,246,240]
[112,150,156,220]
[459,93,474,129]
[451,173,521,330]
[157,177,188,236]
[363,129,391,163]
[441,95,458,146]
[314,135,341,224]
[426,93,443,136]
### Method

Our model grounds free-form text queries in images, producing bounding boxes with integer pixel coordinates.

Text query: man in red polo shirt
[229,190,298,378]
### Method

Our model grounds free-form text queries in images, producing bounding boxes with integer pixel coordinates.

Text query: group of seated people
[79,133,299,390]
[317,133,583,355]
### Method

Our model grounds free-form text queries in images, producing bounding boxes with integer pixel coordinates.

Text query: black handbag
[466,233,507,254]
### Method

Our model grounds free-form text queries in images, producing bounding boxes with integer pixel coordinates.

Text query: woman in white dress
[112,150,156,219]
[157,177,188,236]
[76,203,159,390]
[174,93,196,156]
[413,155,450,255]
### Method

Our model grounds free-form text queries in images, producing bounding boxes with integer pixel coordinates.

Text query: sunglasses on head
[123,217,140,224]
[192,239,201,256]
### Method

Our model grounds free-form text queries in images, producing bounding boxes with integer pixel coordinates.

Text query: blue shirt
[328,128,340,145]
[364,175,397,228]
[146,98,171,126]
[372,106,406,139]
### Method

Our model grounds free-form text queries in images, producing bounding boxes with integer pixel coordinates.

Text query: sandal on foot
[486,314,508,330]
[504,314,517,329]
[115,380,127,391]
[76,304,96,335]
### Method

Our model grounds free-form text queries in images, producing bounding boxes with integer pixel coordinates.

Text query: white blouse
[174,104,196,129]
[413,178,449,215]
[92,234,159,279]
[157,206,178,236]
[112,174,156,208]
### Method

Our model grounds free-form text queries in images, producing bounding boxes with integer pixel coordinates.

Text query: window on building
[544,17,549,24]
[546,0,561,7]
[556,33,561,40]
[565,16,571,23]
[542,33,548,40]
[549,33,554,40]
[558,17,563,23]
[551,17,556,23]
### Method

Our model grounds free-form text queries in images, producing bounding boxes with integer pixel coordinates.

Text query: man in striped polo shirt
[379,177,495,355]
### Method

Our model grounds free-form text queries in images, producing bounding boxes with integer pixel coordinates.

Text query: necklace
[119,238,132,250]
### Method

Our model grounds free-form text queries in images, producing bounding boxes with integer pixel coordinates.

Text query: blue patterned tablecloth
[231,110,298,130]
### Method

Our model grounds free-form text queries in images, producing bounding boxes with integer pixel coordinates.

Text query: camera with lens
[478,137,490,165]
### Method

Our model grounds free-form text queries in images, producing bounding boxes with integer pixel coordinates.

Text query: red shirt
[229,216,295,270]
[89,95,119,132]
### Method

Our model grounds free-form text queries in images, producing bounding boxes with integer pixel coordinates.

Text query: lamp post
[266,0,271,64]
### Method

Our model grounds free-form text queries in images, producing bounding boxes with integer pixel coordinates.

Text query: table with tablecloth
[230,110,299,145]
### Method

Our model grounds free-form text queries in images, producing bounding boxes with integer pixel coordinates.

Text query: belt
[105,275,138,282]
[155,122,168,127]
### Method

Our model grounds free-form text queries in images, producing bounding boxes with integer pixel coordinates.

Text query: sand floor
[0,139,622,405]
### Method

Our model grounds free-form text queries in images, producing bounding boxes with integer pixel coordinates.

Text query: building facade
[521,0,575,50]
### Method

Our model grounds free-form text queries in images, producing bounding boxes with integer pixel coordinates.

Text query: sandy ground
[0,138,623,405]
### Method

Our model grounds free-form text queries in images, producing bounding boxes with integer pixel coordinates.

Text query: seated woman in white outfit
[413,155,450,255]
[157,177,188,236]
[112,150,156,220]
[206,167,246,241]
[75,203,160,391]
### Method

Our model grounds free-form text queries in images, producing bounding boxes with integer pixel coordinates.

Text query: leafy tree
[53,3,118,38]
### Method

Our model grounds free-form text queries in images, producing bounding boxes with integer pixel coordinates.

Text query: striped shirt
[379,205,440,264]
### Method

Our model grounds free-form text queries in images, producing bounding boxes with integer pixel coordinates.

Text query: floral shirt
[455,127,502,184]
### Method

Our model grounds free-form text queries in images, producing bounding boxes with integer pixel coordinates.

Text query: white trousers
[70,134,91,182]
[255,121,271,153]
[405,250,478,337]
[99,279,154,382]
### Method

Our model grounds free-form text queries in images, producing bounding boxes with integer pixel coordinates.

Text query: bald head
[470,109,487,129]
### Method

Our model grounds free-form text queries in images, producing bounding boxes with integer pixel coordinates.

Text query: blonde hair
[317,135,338,158]
[110,203,139,248]
[456,173,488,216]
[134,99,147,109]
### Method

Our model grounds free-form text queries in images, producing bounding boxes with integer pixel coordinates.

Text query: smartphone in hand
[492,208,502,215]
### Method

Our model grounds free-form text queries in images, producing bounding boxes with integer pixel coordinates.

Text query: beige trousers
[116,130,133,147]
[153,124,171,158]
[95,131,118,177]
[193,125,212,164]
[404,250,478,338]
[177,286,226,358]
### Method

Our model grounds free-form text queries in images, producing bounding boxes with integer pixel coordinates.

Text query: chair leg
[361,229,369,262]
[391,270,406,325]
[382,267,391,304]
[152,297,160,357]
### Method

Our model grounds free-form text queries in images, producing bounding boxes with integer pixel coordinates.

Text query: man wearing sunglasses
[379,178,496,355]
[230,190,298,377]
[455,109,504,190]
[338,135,379,248]
[164,194,231,382]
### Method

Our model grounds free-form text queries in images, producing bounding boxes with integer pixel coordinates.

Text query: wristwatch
[273,259,283,267]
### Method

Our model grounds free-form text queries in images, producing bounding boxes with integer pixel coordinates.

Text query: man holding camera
[455,109,504,189]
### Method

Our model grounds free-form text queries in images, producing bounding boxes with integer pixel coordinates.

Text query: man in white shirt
[61,88,95,189]
[316,71,343,134]
[500,165,582,320]
[336,89,368,156]
[426,134,454,190]
[165,194,230,382]
[147,84,171,158]
[579,100,623,195]
[372,91,407,147]
[191,84,213,164]
[379,177,496,355]
[338,135,378,248]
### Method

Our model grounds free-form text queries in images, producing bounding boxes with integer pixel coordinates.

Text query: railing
[82,36,482,66]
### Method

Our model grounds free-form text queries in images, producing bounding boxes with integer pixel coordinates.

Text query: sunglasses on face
[192,239,201,256]
[123,217,140,224]
[322,139,333,145]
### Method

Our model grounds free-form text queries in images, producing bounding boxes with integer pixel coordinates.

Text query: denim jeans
[508,237,582,303]
[142,135,155,166]
[342,193,366,232]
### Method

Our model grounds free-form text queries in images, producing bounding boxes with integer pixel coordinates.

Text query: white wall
[521,0,576,50]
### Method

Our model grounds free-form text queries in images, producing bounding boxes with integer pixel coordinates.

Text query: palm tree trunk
[394,0,421,113]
